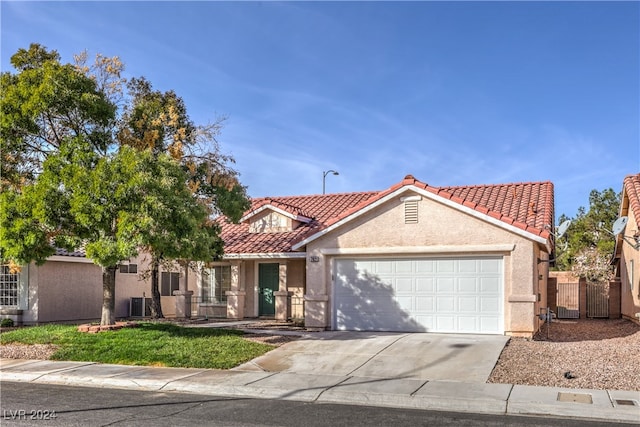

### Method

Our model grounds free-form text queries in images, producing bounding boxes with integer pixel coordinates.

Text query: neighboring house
[217,175,556,337]
[614,173,640,325]
[0,249,102,325]
[0,248,200,325]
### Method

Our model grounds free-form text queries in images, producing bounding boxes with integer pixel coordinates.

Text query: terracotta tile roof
[220,192,378,254]
[623,173,640,223]
[219,175,554,255]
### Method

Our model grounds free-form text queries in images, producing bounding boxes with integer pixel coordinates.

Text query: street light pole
[322,170,339,194]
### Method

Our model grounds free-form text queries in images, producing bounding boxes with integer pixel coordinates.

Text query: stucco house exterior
[217,175,556,337]
[614,173,640,325]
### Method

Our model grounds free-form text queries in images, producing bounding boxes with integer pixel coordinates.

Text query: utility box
[130,297,152,317]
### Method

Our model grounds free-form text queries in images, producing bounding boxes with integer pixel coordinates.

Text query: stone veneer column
[226,262,245,319]
[274,262,289,321]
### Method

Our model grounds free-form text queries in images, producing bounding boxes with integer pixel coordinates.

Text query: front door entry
[258,263,279,316]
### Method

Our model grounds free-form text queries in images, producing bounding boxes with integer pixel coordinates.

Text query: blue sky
[2,1,639,221]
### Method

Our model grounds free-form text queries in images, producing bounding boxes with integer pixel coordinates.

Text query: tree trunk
[149,257,164,319]
[101,266,117,325]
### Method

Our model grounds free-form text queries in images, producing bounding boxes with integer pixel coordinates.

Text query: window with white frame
[201,265,231,304]
[0,264,19,307]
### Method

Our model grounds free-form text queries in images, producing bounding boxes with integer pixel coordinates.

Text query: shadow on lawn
[129,322,245,338]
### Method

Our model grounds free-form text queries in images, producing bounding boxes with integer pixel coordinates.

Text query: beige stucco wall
[304,191,548,336]
[619,209,640,324]
[33,260,103,323]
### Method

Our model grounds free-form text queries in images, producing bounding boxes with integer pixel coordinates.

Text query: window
[119,263,138,274]
[161,272,180,296]
[202,265,231,304]
[0,264,19,307]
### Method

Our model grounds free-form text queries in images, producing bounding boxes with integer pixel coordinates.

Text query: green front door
[258,263,279,316]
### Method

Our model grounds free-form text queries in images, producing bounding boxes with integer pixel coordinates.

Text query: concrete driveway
[234,332,509,382]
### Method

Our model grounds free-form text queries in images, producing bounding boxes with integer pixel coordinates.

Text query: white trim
[240,205,311,224]
[223,252,307,260]
[320,244,515,256]
[292,185,549,250]
[46,255,95,264]
[400,195,422,202]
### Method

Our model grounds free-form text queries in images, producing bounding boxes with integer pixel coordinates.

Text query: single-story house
[613,173,640,325]
[217,175,556,337]
[1,175,556,337]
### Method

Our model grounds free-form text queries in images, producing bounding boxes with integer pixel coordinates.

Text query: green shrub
[0,318,15,327]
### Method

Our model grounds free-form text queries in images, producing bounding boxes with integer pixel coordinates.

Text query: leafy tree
[117,77,249,317]
[554,188,621,272]
[0,44,115,189]
[1,44,249,323]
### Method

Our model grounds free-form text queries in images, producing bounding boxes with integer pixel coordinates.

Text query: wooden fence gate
[556,282,580,319]
[586,283,609,318]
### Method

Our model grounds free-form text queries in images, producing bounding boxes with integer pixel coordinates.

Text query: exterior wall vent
[405,200,419,224]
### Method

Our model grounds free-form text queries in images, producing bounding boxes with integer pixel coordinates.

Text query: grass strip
[0,323,273,369]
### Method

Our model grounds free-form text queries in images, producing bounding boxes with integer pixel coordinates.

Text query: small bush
[1,318,15,327]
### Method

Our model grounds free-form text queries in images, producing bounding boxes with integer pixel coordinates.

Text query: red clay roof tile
[220,176,554,254]
[624,174,640,224]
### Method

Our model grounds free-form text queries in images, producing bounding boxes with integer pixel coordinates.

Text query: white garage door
[333,257,503,334]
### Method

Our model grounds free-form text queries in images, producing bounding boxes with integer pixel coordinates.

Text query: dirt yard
[488,318,640,391]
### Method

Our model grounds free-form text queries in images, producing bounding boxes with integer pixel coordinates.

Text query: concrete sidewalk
[1,357,638,424]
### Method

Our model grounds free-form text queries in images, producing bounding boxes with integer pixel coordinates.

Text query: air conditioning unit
[130,297,152,317]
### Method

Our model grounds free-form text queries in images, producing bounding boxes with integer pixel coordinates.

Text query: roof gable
[291,175,553,250]
[219,175,554,255]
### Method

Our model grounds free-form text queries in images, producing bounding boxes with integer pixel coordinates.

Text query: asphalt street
[1,381,634,427]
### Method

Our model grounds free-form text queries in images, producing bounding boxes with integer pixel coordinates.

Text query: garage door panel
[334,257,503,334]
[437,277,455,292]
[458,277,478,292]
[436,296,455,311]
[437,259,455,272]
[415,260,434,273]
[416,277,434,292]
[458,296,478,312]
[480,258,501,273]
[436,316,455,331]
[480,277,500,292]
[458,316,478,332]
[480,296,500,312]
[458,259,478,272]
[416,296,435,311]
[395,277,413,292]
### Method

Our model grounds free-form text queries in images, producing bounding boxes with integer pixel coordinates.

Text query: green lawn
[0,323,274,369]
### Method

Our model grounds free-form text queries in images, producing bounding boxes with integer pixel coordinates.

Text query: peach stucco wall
[619,208,640,325]
[304,191,548,336]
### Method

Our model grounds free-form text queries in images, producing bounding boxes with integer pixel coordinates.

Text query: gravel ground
[2,319,639,391]
[488,318,640,391]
